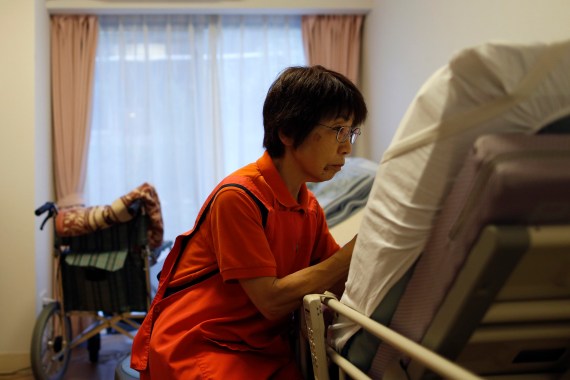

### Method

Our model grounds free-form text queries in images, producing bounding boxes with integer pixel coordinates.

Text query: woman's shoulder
[221,163,274,205]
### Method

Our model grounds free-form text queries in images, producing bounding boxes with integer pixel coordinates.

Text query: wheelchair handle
[35,202,58,230]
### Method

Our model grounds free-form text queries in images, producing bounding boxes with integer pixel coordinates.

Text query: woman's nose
[339,139,352,155]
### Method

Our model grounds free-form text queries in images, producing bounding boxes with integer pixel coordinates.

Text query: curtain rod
[46,0,373,15]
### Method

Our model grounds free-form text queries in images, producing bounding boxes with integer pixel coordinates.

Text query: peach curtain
[301,15,364,86]
[51,15,98,208]
[50,15,98,338]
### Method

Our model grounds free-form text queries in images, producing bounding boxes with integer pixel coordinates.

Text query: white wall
[34,0,54,331]
[361,0,570,162]
[0,0,51,372]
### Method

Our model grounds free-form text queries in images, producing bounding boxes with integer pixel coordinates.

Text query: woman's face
[292,116,355,183]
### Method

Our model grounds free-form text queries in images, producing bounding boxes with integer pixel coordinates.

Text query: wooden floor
[2,333,133,380]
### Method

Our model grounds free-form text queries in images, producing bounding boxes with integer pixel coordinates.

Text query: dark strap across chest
[162,183,268,298]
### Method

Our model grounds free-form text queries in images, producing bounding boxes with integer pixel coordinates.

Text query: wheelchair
[31,200,170,380]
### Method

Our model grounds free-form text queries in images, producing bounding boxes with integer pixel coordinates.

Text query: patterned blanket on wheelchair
[55,183,164,249]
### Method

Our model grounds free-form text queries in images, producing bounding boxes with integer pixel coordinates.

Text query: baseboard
[0,352,30,374]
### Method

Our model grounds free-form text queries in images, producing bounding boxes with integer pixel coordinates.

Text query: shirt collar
[257,151,309,211]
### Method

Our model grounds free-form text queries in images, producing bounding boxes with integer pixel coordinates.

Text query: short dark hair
[262,65,368,157]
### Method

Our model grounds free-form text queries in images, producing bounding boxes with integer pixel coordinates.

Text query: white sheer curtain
[86,15,306,241]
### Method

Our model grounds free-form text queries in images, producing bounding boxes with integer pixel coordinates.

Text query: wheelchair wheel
[31,301,72,380]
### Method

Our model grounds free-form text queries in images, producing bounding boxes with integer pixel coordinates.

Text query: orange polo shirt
[131,152,339,379]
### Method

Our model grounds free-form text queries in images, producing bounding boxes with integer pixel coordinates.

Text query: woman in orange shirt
[131,65,368,379]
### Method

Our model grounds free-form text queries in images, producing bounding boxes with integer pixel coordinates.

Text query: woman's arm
[239,235,356,320]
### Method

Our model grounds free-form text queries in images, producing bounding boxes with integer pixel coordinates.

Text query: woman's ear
[278,130,294,147]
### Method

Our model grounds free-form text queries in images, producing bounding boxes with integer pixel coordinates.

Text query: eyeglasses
[318,124,361,144]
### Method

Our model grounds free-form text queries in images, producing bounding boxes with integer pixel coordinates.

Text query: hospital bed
[303,38,570,380]
[304,131,570,380]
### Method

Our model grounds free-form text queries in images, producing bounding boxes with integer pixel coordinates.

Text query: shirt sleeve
[209,187,277,282]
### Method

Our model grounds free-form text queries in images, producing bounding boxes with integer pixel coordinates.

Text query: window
[86,15,306,240]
